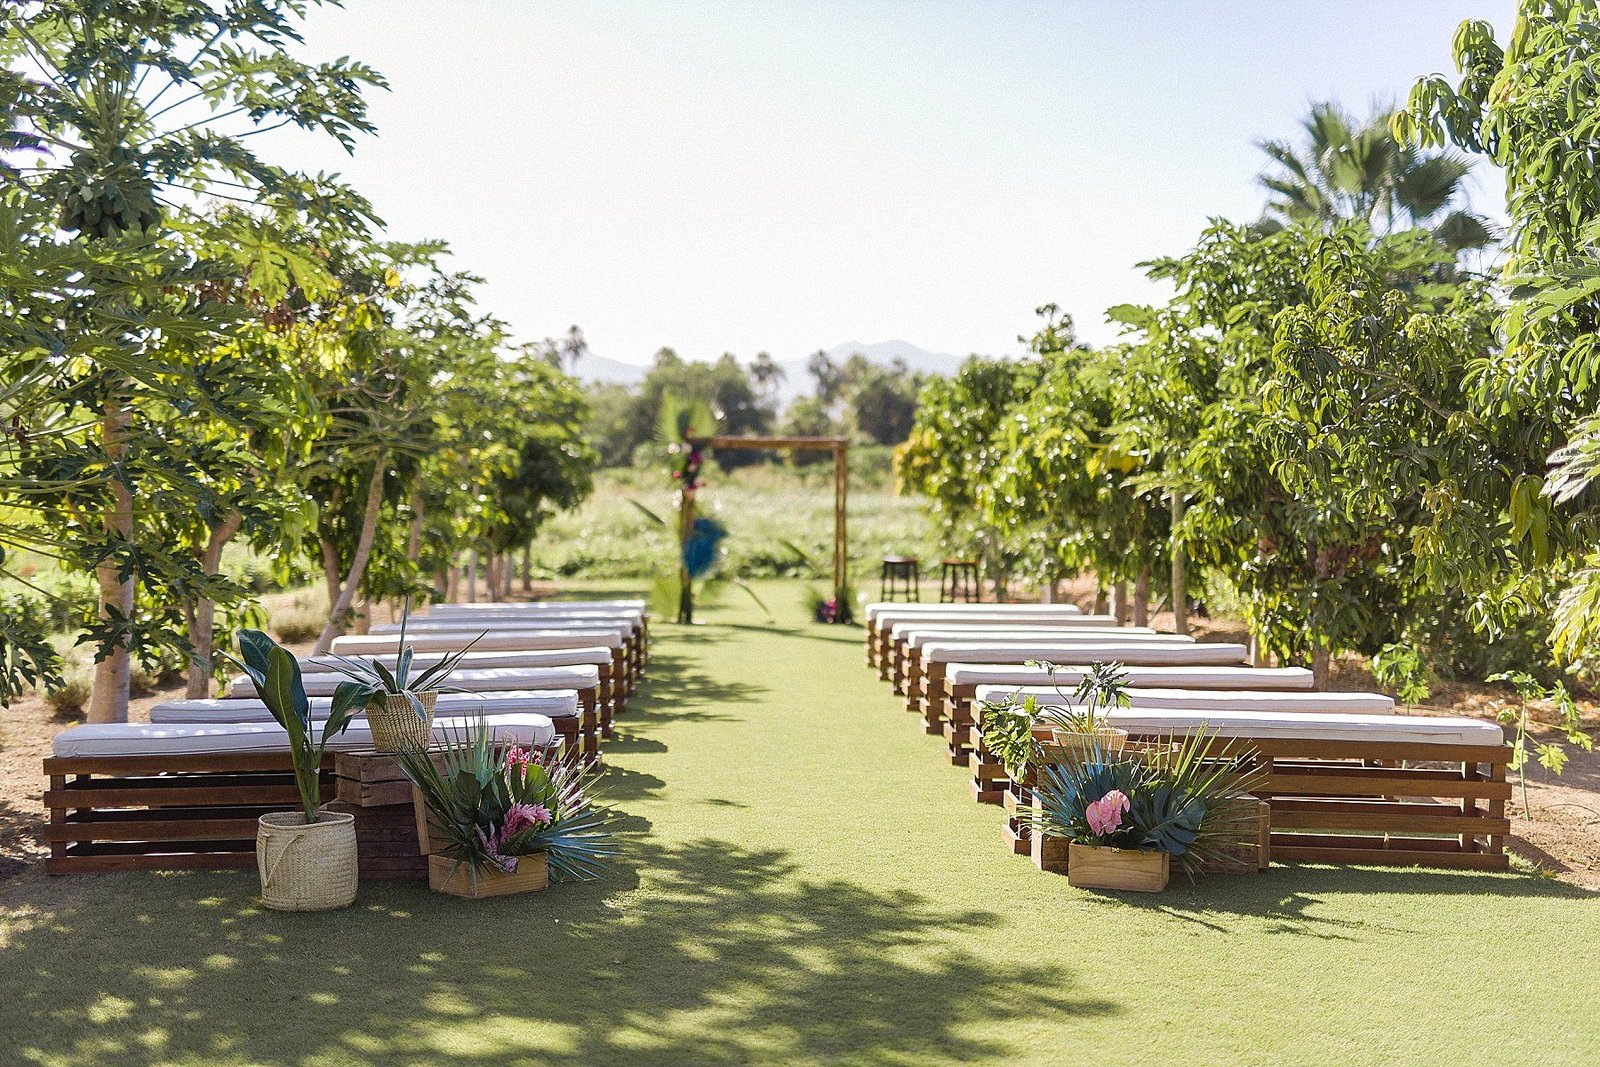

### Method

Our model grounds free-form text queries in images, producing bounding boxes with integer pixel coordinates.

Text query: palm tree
[1257,102,1495,251]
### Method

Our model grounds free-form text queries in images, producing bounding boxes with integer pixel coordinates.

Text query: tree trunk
[89,403,134,724]
[1109,580,1130,626]
[1132,569,1150,627]
[185,511,244,699]
[320,538,343,607]
[521,540,533,593]
[314,454,388,654]
[446,563,461,603]
[467,548,479,604]
[353,599,372,635]
[1093,585,1108,615]
[406,488,424,562]
[1311,646,1331,689]
[1170,494,1189,636]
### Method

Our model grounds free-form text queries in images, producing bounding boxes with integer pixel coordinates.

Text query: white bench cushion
[430,600,644,613]
[419,609,642,623]
[866,602,1083,622]
[52,714,557,758]
[151,690,578,725]
[899,627,1175,649]
[402,618,641,636]
[922,642,1248,666]
[332,631,623,654]
[947,664,1314,689]
[300,648,612,674]
[1078,708,1504,747]
[975,685,1394,713]
[371,620,632,639]
[230,665,599,698]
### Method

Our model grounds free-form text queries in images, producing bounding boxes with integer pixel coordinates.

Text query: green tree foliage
[0,4,598,709]
[1399,1,1600,676]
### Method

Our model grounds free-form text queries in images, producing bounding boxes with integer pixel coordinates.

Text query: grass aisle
[2,581,1598,1066]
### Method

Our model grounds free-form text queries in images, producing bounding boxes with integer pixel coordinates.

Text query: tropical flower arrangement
[397,718,615,891]
[1032,728,1268,882]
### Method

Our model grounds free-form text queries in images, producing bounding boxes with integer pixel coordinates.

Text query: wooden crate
[44,752,336,875]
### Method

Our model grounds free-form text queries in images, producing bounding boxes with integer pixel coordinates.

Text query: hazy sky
[262,1,1515,364]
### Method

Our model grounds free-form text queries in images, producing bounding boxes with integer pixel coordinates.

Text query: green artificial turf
[3,581,1598,1066]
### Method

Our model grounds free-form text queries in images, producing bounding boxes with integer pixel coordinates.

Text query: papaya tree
[0,0,383,719]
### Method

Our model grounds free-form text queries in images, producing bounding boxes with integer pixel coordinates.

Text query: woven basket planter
[256,810,358,911]
[368,690,437,753]
[1047,726,1129,761]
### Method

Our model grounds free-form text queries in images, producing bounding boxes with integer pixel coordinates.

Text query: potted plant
[976,661,1132,786]
[325,608,483,752]
[397,718,614,899]
[225,630,360,912]
[1032,728,1268,893]
[1029,660,1131,758]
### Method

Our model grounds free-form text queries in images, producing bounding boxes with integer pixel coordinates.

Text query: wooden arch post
[707,435,850,615]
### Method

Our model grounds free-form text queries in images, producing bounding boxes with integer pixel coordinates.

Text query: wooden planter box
[427,852,548,898]
[1067,843,1169,892]
[413,783,550,898]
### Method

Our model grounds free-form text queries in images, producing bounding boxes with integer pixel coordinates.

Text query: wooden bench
[43,716,557,875]
[1029,711,1510,871]
[863,603,1096,675]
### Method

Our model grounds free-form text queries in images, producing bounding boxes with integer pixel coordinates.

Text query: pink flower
[501,802,552,839]
[506,746,532,770]
[1085,790,1130,838]
[476,827,518,874]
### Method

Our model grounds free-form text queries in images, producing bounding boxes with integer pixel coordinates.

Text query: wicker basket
[368,690,437,752]
[1048,726,1129,761]
[256,810,358,911]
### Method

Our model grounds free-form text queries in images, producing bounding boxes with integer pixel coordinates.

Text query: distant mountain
[574,340,969,406]
[575,353,654,386]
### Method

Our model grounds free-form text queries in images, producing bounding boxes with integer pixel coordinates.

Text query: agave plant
[322,607,485,725]
[223,630,358,823]
[397,718,615,885]
[1031,728,1268,875]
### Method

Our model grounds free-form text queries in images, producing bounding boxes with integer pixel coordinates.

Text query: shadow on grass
[622,651,768,729]
[0,837,1111,1066]
[1106,862,1599,939]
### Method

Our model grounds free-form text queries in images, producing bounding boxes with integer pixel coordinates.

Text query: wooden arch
[704,435,849,602]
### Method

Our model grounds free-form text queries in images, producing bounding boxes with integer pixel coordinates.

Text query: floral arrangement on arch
[397,719,615,883]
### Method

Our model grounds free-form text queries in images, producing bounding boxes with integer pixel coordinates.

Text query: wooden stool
[879,555,920,601]
[940,559,980,603]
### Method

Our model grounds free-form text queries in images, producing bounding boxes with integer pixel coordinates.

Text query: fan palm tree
[1257,102,1495,252]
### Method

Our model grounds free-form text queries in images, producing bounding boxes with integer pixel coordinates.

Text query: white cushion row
[899,627,1178,651]
[151,690,579,725]
[946,663,1314,689]
[419,607,642,622]
[331,631,623,655]
[1030,707,1503,747]
[376,617,636,633]
[429,600,644,613]
[920,641,1250,666]
[866,601,1083,622]
[52,713,557,759]
[229,665,599,699]
[974,685,1394,714]
[300,648,612,674]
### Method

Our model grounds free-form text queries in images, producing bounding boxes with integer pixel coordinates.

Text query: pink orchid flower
[1085,789,1131,838]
